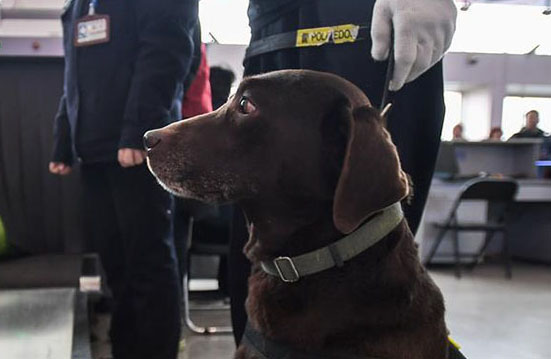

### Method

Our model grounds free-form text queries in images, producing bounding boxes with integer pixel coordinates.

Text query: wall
[444,52,551,132]
[0,58,85,254]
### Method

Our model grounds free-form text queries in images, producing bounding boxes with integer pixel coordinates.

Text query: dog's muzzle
[144,130,163,151]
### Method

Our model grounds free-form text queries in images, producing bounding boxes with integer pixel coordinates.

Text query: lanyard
[379,29,395,117]
[88,0,99,15]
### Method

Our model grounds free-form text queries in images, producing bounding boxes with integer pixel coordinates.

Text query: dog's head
[146,70,408,234]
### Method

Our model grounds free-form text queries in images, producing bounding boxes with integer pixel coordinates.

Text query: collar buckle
[273,256,300,283]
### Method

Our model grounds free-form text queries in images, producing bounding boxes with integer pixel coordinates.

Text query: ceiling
[469,0,548,5]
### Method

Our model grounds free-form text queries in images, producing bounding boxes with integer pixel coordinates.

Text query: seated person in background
[510,110,546,139]
[488,127,503,141]
[452,123,466,141]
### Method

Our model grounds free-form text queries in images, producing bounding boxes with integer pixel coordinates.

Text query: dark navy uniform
[52,1,198,358]
[229,0,445,344]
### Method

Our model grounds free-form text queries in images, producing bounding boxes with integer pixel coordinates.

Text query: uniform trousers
[81,163,181,359]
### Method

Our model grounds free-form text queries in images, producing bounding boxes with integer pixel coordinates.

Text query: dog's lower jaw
[155,178,211,200]
[147,160,237,203]
[147,167,208,200]
[162,182,230,204]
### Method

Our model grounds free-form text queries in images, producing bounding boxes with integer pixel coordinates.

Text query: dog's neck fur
[240,196,344,263]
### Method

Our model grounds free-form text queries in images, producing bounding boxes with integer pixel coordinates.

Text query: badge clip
[74,0,110,48]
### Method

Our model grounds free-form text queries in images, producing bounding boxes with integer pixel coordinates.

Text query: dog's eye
[238,96,256,114]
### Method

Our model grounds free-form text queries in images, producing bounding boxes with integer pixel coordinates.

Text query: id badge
[74,14,110,47]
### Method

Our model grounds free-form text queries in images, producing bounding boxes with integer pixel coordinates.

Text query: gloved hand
[371,0,457,91]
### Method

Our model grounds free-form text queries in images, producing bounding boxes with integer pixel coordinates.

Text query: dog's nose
[144,130,162,150]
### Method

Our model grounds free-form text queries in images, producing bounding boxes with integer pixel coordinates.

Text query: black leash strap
[244,322,468,359]
[243,323,380,359]
[448,341,468,359]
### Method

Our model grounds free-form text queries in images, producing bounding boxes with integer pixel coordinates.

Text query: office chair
[425,178,518,278]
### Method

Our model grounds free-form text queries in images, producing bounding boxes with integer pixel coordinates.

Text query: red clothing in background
[182,43,213,118]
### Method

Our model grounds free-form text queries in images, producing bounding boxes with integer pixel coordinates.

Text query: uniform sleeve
[51,94,74,165]
[119,0,198,149]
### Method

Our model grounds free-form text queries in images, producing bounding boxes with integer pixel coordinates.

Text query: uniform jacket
[52,0,198,164]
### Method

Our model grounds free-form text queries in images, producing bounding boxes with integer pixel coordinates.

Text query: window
[442,91,463,140]
[502,96,551,139]
[199,0,250,45]
[450,3,551,55]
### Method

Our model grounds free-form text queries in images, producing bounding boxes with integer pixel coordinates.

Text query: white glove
[371,0,457,91]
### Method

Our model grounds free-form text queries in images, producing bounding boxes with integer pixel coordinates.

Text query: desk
[417,179,551,264]
[452,140,542,178]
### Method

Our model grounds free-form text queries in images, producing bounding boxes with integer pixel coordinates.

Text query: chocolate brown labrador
[145,70,448,359]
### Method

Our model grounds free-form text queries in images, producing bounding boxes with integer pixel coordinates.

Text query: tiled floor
[431,263,551,359]
[92,263,551,359]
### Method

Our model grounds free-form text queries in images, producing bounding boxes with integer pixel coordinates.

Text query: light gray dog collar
[260,202,404,283]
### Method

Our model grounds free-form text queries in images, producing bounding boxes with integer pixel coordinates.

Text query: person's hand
[118,148,147,168]
[49,162,72,175]
[371,0,457,91]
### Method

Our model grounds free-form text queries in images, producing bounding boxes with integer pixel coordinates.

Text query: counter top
[431,178,551,202]
[446,139,545,146]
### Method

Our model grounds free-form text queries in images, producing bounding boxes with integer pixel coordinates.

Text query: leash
[379,29,395,122]
[243,323,381,359]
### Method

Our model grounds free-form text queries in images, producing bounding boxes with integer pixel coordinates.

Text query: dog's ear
[333,105,409,234]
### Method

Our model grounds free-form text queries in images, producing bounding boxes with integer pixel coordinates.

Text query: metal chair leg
[502,229,513,279]
[470,230,495,271]
[182,217,233,335]
[425,226,449,265]
[182,272,207,334]
[182,273,233,334]
[452,227,461,279]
